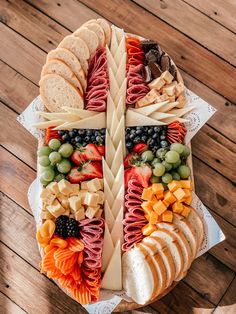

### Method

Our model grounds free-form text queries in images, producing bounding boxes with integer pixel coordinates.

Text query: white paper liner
[19,91,224,314]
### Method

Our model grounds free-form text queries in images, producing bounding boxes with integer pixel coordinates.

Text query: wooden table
[0,1,235,313]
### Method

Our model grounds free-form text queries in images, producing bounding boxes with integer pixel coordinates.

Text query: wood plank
[193,157,236,226]
[0,292,26,314]
[79,0,236,103]
[214,276,236,314]
[0,23,45,85]
[0,242,86,314]
[0,102,37,169]
[0,61,38,113]
[184,0,236,33]
[183,253,234,305]
[192,125,236,183]
[134,0,236,65]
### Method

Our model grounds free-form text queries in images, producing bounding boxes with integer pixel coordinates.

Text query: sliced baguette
[173,213,198,259]
[186,206,204,251]
[59,35,89,73]
[97,18,111,45]
[73,27,99,54]
[41,59,83,95]
[83,22,105,46]
[39,74,84,112]
[157,222,192,279]
[122,246,156,304]
[46,48,87,91]
[142,236,176,288]
[151,229,184,281]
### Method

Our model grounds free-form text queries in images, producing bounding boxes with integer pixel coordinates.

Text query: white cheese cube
[96,190,105,204]
[46,182,59,195]
[40,189,56,205]
[176,94,187,108]
[95,209,103,218]
[63,209,70,217]
[47,199,65,218]
[136,89,160,107]
[79,189,88,203]
[69,196,82,212]
[175,82,185,97]
[69,184,80,196]
[84,192,99,206]
[162,82,176,97]
[148,77,165,90]
[61,198,70,210]
[161,70,174,84]
[87,178,102,192]
[74,208,85,221]
[155,94,169,103]
[85,206,99,219]
[58,179,72,195]
[81,181,89,190]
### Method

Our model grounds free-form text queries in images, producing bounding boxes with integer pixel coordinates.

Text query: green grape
[162,173,173,184]
[156,148,169,160]
[57,159,71,174]
[37,146,52,156]
[58,143,73,158]
[150,175,161,184]
[40,176,50,186]
[172,159,181,169]
[153,163,165,177]
[40,165,54,172]
[41,168,55,182]
[49,151,62,165]
[54,173,66,182]
[48,139,61,151]
[151,158,161,167]
[141,150,154,162]
[170,143,184,154]
[162,161,172,171]
[181,145,191,157]
[177,165,191,179]
[38,156,50,167]
[170,171,181,181]
[165,151,180,164]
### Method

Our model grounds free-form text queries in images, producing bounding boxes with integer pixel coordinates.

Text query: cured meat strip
[123,179,148,251]
[85,47,109,112]
[126,38,144,68]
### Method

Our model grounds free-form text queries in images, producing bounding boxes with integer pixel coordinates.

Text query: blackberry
[55,215,69,239]
[66,218,80,238]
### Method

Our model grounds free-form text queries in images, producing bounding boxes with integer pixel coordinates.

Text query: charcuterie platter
[22,18,223,311]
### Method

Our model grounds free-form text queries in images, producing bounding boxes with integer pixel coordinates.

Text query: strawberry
[124,168,134,189]
[133,142,148,154]
[131,164,152,188]
[71,144,102,166]
[96,145,105,156]
[124,152,136,169]
[68,161,103,183]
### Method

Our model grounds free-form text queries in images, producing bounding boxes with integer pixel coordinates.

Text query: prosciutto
[79,218,104,268]
[122,179,148,251]
[126,64,149,107]
[85,47,109,111]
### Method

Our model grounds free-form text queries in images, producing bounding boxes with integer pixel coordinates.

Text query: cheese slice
[149,112,175,120]
[106,45,117,74]
[116,96,124,120]
[113,115,125,149]
[126,110,166,127]
[32,119,65,129]
[110,111,119,139]
[104,201,115,231]
[103,178,114,208]
[53,113,106,130]
[111,164,124,198]
[157,102,179,113]
[168,106,195,117]
[112,185,124,218]
[101,223,114,272]
[102,157,114,188]
[110,26,119,56]
[115,26,125,44]
[61,107,98,118]
[105,130,116,167]
[101,240,122,290]
[111,141,124,176]
[37,111,81,121]
[111,206,124,245]
[106,92,116,131]
[114,78,127,108]
[109,67,120,100]
[115,52,127,87]
[131,101,169,116]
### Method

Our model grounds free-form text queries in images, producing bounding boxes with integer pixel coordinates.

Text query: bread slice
[173,213,198,259]
[39,74,84,112]
[186,206,204,251]
[73,27,99,54]
[59,35,89,73]
[83,22,105,46]
[142,236,175,288]
[157,222,192,279]
[97,18,111,45]
[151,229,184,281]
[122,246,156,304]
[46,48,87,91]
[41,59,83,95]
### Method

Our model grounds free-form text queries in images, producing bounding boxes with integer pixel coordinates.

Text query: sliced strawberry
[124,152,137,169]
[124,168,134,189]
[96,145,105,157]
[68,161,103,183]
[131,164,152,188]
[133,142,148,154]
[71,144,102,166]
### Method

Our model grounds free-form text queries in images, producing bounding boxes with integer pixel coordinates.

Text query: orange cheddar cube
[168,180,182,192]
[150,211,158,224]
[141,201,153,216]
[144,214,150,221]
[181,205,191,218]
[152,183,164,194]
[163,200,170,208]
[151,195,158,203]
[162,210,173,222]
[172,201,184,214]
[155,192,164,200]
[153,200,167,215]
[173,188,187,201]
[142,223,157,236]
[184,195,192,205]
[180,180,192,189]
[141,187,154,201]
[163,191,176,204]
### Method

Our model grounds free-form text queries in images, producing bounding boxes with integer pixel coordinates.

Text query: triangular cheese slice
[109,67,119,99]
[168,106,195,117]
[33,119,65,129]
[132,100,169,116]
[54,113,106,130]
[106,45,117,74]
[101,240,122,290]
[106,92,116,131]
[37,111,81,121]
[101,223,114,273]
[104,201,115,231]
[111,206,124,245]
[115,26,125,44]
[115,52,127,87]
[103,178,114,208]
[102,157,114,188]
[105,130,116,167]
[110,111,119,139]
[161,117,189,124]
[112,185,124,218]
[110,26,119,56]
[149,112,175,120]
[111,165,124,199]
[111,141,123,176]
[61,107,98,118]
[114,78,127,108]
[116,96,125,120]
[158,101,179,113]
[126,110,166,127]
[113,115,125,149]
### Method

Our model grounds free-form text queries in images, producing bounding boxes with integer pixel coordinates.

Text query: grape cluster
[125,126,169,154]
[58,128,106,147]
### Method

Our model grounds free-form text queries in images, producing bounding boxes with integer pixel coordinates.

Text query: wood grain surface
[0,0,235,313]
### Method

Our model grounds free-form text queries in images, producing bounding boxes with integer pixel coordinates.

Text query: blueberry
[91,135,96,142]
[154,126,161,132]
[58,130,64,136]
[96,136,102,143]
[153,145,159,152]
[82,142,87,147]
[125,135,130,141]
[133,136,141,144]
[75,136,82,143]
[161,130,166,135]
[129,133,136,140]
[160,140,169,148]
[160,135,166,140]
[62,134,70,142]
[135,129,143,135]
[147,128,154,135]
[86,130,93,136]
[141,135,148,142]
[152,133,159,139]
[78,129,85,135]
[101,128,106,135]
[71,138,76,145]
[130,129,136,135]
[126,141,133,150]
[95,131,100,136]
[84,136,90,142]
[126,127,131,133]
